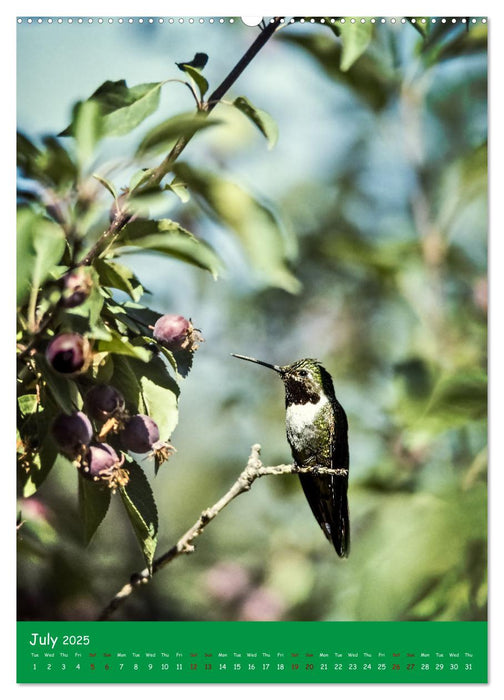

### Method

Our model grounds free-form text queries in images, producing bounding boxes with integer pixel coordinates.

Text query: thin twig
[98,444,348,620]
[77,18,283,270]
[146,17,283,187]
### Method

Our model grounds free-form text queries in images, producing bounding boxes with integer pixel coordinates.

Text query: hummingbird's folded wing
[298,399,350,557]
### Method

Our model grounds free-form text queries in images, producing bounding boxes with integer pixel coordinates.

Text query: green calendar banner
[17,621,487,683]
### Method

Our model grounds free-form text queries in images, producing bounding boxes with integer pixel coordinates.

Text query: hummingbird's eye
[298,369,308,377]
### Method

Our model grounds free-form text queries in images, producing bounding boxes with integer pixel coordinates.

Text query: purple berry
[46,333,90,376]
[121,414,160,453]
[81,443,129,489]
[62,269,92,308]
[84,443,120,476]
[153,314,195,351]
[51,411,93,457]
[85,385,125,422]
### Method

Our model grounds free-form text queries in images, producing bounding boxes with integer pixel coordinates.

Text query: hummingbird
[232,354,350,557]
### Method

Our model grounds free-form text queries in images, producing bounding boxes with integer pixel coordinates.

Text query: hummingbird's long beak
[231,354,282,373]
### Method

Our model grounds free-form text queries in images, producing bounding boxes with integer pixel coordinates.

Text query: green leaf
[17,133,78,188]
[18,413,64,496]
[157,346,178,375]
[31,231,66,304]
[73,99,102,166]
[96,329,152,362]
[232,96,278,149]
[95,259,145,302]
[109,355,143,412]
[17,207,66,307]
[337,20,374,71]
[120,459,158,572]
[135,113,221,157]
[36,354,81,414]
[65,312,112,341]
[138,370,179,440]
[129,168,154,191]
[126,353,179,427]
[100,81,165,137]
[166,176,190,203]
[173,163,301,293]
[118,219,222,279]
[180,64,209,101]
[78,474,112,545]
[38,136,78,186]
[17,132,42,180]
[61,80,165,138]
[20,450,67,498]
[120,302,163,328]
[104,302,162,344]
[17,395,39,417]
[279,31,394,111]
[420,370,487,431]
[90,351,114,384]
[103,302,147,337]
[169,348,194,379]
[129,354,179,395]
[93,173,118,200]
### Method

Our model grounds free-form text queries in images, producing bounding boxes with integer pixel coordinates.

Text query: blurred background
[17,16,487,622]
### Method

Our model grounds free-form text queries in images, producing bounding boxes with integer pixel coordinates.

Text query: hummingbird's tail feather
[298,473,350,558]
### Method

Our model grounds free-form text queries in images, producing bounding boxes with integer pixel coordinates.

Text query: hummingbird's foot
[294,461,324,476]
[293,462,320,475]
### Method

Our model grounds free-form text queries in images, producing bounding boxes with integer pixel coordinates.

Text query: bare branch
[98,444,348,620]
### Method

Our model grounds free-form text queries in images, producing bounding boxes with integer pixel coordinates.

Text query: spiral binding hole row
[17,17,488,25]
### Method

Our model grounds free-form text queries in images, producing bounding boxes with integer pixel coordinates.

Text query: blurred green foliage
[17,18,486,623]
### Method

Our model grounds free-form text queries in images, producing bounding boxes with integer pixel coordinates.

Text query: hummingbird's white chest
[285,393,328,446]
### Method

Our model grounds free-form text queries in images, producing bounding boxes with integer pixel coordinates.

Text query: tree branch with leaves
[17,18,288,578]
[17,17,382,620]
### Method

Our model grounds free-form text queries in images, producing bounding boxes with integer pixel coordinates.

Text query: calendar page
[16,14,488,685]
